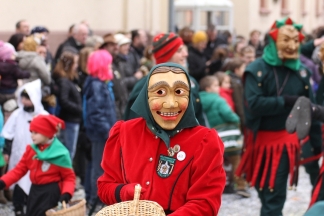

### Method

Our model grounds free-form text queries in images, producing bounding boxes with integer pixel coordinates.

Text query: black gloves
[283,95,299,107]
[59,193,72,203]
[0,180,6,190]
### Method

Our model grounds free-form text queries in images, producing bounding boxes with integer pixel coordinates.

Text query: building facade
[1,0,323,52]
[231,0,324,38]
[0,0,169,53]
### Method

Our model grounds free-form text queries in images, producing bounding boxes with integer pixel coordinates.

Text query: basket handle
[62,201,66,210]
[129,184,141,215]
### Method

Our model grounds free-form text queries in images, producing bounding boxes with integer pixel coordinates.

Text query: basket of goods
[96,184,166,216]
[45,199,86,216]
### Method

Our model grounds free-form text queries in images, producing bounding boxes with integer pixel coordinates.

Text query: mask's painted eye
[156,89,166,95]
[175,89,184,95]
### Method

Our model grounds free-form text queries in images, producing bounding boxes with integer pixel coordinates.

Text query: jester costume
[235,18,322,216]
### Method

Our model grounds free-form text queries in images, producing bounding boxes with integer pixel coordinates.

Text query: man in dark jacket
[54,23,88,65]
[188,31,208,83]
[204,24,227,61]
[128,29,147,75]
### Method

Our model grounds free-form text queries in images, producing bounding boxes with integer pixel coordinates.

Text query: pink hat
[87,50,113,81]
[0,41,16,60]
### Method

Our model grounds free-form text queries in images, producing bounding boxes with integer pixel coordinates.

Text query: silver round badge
[177,151,186,161]
[41,161,51,172]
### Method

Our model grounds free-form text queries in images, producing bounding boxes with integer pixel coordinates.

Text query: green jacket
[199,91,239,128]
[244,58,322,154]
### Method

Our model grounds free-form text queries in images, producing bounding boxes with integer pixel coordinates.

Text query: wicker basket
[45,199,86,216]
[96,184,166,216]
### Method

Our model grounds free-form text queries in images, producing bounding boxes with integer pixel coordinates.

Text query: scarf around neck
[31,137,72,169]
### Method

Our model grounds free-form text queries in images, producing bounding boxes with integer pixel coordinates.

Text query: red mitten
[120,183,147,201]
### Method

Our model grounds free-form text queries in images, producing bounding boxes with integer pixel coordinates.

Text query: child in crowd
[0,114,75,216]
[224,58,246,129]
[0,41,30,106]
[199,76,248,197]
[240,45,256,65]
[215,72,235,112]
[198,75,239,132]
[223,58,251,198]
[1,79,48,215]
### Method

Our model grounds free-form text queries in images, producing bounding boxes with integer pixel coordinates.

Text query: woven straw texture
[45,199,86,216]
[96,185,166,216]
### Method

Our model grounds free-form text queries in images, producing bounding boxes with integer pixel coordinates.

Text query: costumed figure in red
[0,114,75,216]
[97,62,226,215]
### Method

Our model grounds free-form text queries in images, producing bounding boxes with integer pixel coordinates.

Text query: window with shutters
[281,0,290,16]
[260,0,270,15]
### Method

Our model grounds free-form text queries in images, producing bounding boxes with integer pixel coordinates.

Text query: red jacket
[1,144,75,196]
[219,87,235,112]
[98,118,226,216]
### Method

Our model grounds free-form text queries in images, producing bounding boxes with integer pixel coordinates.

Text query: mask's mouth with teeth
[156,110,182,120]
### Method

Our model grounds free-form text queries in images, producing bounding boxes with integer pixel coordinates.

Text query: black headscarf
[131,62,199,149]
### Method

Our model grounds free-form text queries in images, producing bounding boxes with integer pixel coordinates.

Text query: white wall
[0,0,169,33]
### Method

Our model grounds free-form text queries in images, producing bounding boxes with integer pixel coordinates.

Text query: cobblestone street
[219,166,312,216]
[0,166,314,216]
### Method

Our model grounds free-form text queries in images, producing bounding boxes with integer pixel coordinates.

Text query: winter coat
[219,88,235,112]
[0,59,30,93]
[187,46,207,83]
[115,54,138,93]
[199,91,239,128]
[16,51,51,85]
[54,37,84,65]
[204,37,227,60]
[56,77,82,123]
[83,76,117,142]
[300,54,321,86]
[207,59,223,75]
[98,118,226,215]
[248,40,264,58]
[1,144,75,197]
[229,72,245,127]
[112,59,129,120]
[128,45,143,74]
[1,79,48,194]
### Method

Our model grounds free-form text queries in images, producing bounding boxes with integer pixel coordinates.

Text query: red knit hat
[30,114,65,138]
[152,33,184,64]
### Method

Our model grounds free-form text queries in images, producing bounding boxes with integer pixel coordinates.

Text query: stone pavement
[0,166,315,216]
[219,166,312,216]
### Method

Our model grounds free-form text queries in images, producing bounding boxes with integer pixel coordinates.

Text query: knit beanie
[0,40,17,60]
[30,114,65,138]
[152,33,183,64]
[192,31,208,44]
